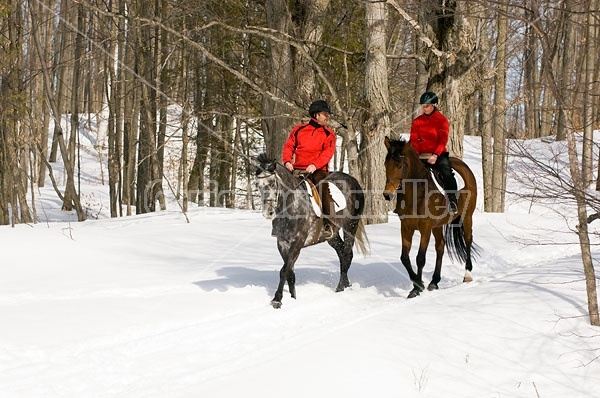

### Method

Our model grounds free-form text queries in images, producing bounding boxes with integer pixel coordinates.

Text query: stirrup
[322,223,334,240]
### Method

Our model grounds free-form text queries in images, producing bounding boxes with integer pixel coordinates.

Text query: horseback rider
[410,91,459,215]
[282,99,336,239]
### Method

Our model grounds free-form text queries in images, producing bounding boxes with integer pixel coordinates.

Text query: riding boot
[320,185,335,240]
[447,191,458,215]
[313,172,335,240]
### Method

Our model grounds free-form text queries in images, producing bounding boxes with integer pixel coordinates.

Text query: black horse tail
[354,217,370,256]
[444,216,479,263]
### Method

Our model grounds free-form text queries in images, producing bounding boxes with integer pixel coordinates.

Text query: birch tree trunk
[581,0,596,186]
[32,0,53,188]
[105,0,120,217]
[492,4,508,212]
[477,19,494,212]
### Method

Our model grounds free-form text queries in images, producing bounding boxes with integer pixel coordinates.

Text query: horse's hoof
[407,288,421,299]
[271,300,282,309]
[335,283,351,293]
[463,270,473,283]
[427,282,438,291]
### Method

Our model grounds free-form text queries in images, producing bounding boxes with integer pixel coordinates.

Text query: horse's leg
[428,227,445,291]
[462,215,474,282]
[329,219,357,292]
[271,240,302,309]
[409,228,432,297]
[400,226,424,298]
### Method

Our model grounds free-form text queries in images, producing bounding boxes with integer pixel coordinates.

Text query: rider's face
[422,104,435,115]
[315,111,330,126]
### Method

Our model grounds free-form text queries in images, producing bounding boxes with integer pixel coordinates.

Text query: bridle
[256,169,280,211]
[386,153,407,193]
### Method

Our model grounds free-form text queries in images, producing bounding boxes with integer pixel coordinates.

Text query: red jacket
[282,119,336,171]
[410,109,449,156]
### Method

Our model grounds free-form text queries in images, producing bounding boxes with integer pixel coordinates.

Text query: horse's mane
[386,138,413,160]
[255,152,277,175]
[385,137,429,178]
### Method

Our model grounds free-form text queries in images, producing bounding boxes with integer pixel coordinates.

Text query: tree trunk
[209,115,232,207]
[360,0,389,225]
[263,0,294,161]
[492,4,508,212]
[33,0,52,188]
[556,0,575,141]
[105,0,119,218]
[122,5,137,214]
[63,3,85,211]
[524,9,541,138]
[29,2,86,222]
[566,132,599,326]
[420,0,480,158]
[478,30,494,212]
[582,0,596,186]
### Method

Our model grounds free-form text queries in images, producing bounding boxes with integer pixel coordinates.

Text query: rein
[256,164,310,213]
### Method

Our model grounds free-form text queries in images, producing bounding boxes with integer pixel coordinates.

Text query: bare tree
[566,132,599,326]
[360,0,390,224]
[492,3,508,212]
[262,0,295,161]
[29,2,86,221]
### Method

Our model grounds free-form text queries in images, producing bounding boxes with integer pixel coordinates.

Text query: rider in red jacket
[410,91,458,215]
[282,106,336,172]
[282,100,336,238]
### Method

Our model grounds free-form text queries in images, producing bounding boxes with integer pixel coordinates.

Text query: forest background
[0,1,599,323]
[0,0,598,223]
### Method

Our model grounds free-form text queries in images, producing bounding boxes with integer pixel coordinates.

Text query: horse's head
[383,136,410,201]
[255,153,279,219]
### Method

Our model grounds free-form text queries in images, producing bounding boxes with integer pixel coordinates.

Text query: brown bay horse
[383,137,478,298]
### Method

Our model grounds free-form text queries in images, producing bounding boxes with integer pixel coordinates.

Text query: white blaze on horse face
[256,173,278,219]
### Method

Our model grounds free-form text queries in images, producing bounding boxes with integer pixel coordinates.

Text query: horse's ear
[384,136,391,150]
[254,153,277,175]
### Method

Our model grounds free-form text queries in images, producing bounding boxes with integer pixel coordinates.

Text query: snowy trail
[1,202,599,397]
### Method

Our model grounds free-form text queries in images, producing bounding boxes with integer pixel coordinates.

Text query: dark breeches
[310,170,334,218]
[436,153,457,192]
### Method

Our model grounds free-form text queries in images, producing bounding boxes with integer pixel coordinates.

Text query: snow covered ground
[1,133,599,397]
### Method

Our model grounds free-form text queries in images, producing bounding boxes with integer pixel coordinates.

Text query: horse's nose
[263,206,275,220]
[383,180,396,201]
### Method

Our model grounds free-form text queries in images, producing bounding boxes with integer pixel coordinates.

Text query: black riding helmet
[419,91,439,105]
[309,100,331,118]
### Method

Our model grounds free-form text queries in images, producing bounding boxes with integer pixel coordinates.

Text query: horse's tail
[444,216,479,263]
[354,217,370,256]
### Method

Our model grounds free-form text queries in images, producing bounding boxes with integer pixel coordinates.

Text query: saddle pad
[428,168,465,193]
[304,181,322,217]
[429,169,445,194]
[303,180,347,216]
[329,182,347,212]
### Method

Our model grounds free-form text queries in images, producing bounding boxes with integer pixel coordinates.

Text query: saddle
[418,154,447,194]
[292,170,346,216]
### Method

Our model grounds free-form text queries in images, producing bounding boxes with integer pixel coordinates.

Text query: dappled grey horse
[255,153,368,308]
